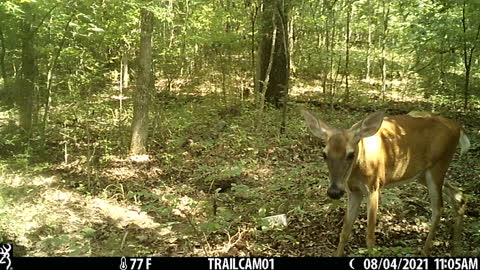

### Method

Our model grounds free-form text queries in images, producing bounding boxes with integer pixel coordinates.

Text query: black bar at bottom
[10,256,480,270]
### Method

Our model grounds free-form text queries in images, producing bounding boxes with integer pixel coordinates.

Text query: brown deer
[301,110,469,256]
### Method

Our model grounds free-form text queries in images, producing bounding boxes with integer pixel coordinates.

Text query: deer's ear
[350,111,384,141]
[301,109,334,140]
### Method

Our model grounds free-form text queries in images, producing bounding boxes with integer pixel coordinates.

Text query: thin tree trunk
[380,0,389,100]
[130,4,154,156]
[251,5,258,95]
[288,7,295,75]
[344,0,352,102]
[462,0,467,111]
[43,15,73,133]
[119,51,129,114]
[122,53,130,89]
[182,0,189,76]
[279,0,290,134]
[0,26,7,83]
[256,16,277,130]
[322,7,330,95]
[329,1,337,107]
[365,0,372,81]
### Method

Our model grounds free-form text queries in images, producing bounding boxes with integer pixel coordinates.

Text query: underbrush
[0,93,479,256]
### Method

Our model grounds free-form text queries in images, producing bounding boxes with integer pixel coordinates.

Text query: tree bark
[250,3,258,94]
[255,16,277,130]
[280,2,291,134]
[256,0,289,108]
[17,2,36,136]
[43,15,73,133]
[122,53,130,89]
[130,4,154,156]
[0,26,7,84]
[365,0,372,81]
[461,0,480,111]
[380,0,389,100]
[328,2,337,103]
[119,51,129,114]
[344,0,352,102]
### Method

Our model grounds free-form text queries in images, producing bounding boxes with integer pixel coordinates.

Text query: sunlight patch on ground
[130,155,150,162]
[0,172,177,256]
[32,176,57,186]
[92,198,161,229]
[104,166,137,180]
[290,81,323,96]
[43,189,72,202]
[246,166,273,181]
[1,174,58,188]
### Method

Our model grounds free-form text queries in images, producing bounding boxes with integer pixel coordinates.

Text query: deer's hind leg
[422,156,455,256]
[423,169,443,256]
[443,182,464,255]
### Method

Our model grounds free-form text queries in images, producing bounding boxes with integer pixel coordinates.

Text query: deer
[301,109,469,256]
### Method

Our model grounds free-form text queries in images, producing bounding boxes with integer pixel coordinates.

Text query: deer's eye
[346,151,355,160]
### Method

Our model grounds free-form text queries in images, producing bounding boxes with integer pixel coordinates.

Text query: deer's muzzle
[327,185,345,199]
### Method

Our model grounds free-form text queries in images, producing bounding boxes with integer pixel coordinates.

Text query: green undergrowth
[0,93,479,257]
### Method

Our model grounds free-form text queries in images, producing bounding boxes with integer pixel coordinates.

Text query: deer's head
[301,110,384,199]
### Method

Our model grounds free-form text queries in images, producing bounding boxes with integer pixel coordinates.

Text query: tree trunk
[365,0,372,81]
[0,26,7,84]
[255,16,277,130]
[17,2,36,136]
[122,53,130,89]
[130,4,154,156]
[321,4,330,95]
[119,51,129,114]
[344,0,352,102]
[380,0,389,100]
[250,4,258,95]
[288,8,295,75]
[328,2,337,105]
[280,3,291,134]
[461,0,480,112]
[43,15,73,133]
[256,0,289,108]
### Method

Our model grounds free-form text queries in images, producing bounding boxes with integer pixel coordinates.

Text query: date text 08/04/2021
[206,258,479,270]
[362,258,478,270]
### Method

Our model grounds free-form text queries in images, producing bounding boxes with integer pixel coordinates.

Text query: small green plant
[354,246,416,257]
[42,227,95,256]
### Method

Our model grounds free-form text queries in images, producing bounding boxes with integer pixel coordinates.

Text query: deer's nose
[327,185,345,199]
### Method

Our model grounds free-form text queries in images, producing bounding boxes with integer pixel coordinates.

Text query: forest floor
[0,89,479,257]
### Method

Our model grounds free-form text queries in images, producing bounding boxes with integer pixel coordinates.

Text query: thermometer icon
[120,256,128,270]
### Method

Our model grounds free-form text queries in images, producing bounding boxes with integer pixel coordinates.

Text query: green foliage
[41,226,95,256]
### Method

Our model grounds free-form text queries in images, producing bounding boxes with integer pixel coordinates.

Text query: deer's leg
[335,190,363,257]
[443,182,464,255]
[367,188,379,249]
[423,169,444,256]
